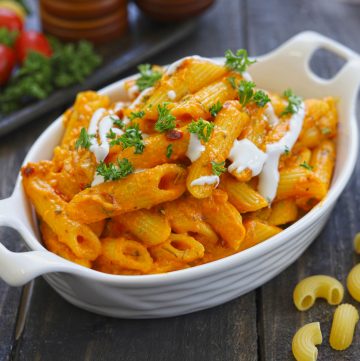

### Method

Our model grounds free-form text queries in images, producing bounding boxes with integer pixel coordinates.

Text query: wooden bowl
[135,0,214,21]
[41,0,124,20]
[39,0,128,42]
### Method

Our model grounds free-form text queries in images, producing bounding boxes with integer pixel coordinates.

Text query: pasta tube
[114,209,171,246]
[187,101,249,198]
[67,164,187,223]
[197,190,245,250]
[22,163,101,261]
[150,233,205,263]
[292,322,322,361]
[330,304,359,351]
[293,275,344,311]
[347,263,360,302]
[219,173,268,213]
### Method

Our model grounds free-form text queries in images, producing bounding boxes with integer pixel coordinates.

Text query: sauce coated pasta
[21,49,338,275]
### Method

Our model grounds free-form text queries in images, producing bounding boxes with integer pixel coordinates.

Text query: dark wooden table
[1,0,360,360]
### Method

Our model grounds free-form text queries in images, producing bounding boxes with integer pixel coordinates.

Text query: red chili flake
[166,129,183,140]
[22,166,35,177]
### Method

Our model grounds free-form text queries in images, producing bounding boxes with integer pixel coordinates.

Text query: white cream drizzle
[165,55,223,76]
[87,110,125,186]
[258,102,306,202]
[191,175,220,187]
[264,103,280,126]
[242,71,253,82]
[128,86,154,110]
[128,84,139,99]
[167,90,176,100]
[228,139,268,176]
[186,133,205,162]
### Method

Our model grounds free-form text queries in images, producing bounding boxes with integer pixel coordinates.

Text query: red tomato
[0,44,15,85]
[0,8,23,31]
[15,30,52,63]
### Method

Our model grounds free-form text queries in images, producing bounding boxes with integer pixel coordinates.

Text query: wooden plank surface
[247,0,360,359]
[1,0,360,360]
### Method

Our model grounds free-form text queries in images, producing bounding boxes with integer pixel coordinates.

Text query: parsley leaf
[0,28,18,47]
[106,128,117,140]
[284,145,290,155]
[188,118,215,142]
[209,101,223,117]
[299,161,313,171]
[136,64,162,91]
[166,144,173,159]
[281,89,302,116]
[253,90,271,107]
[129,110,145,120]
[110,125,144,154]
[227,76,237,89]
[111,116,124,129]
[96,159,134,182]
[155,103,176,132]
[225,49,256,73]
[321,127,331,135]
[211,161,227,176]
[238,80,256,106]
[75,128,94,150]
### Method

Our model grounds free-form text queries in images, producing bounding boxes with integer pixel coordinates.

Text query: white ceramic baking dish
[0,31,359,318]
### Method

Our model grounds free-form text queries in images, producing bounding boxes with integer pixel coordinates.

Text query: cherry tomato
[0,8,23,32]
[15,30,53,64]
[0,44,15,86]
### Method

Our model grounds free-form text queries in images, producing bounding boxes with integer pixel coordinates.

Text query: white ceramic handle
[0,242,78,286]
[281,31,360,93]
[0,196,80,286]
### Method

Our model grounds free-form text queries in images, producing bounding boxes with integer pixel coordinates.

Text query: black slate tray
[0,2,196,136]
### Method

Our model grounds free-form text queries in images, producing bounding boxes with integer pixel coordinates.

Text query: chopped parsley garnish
[225,49,256,73]
[253,90,271,107]
[188,118,215,142]
[281,89,302,116]
[211,161,227,176]
[166,144,173,159]
[299,161,313,171]
[96,159,134,182]
[136,64,162,91]
[227,76,237,89]
[154,103,176,132]
[321,127,331,135]
[129,110,145,120]
[75,128,94,150]
[111,116,124,129]
[284,145,290,155]
[209,101,223,117]
[238,80,256,106]
[110,124,144,154]
[106,128,117,140]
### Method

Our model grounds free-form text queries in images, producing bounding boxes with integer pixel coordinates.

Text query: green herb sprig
[211,161,227,176]
[155,103,176,132]
[75,128,94,150]
[110,125,144,154]
[96,159,134,182]
[166,144,173,159]
[225,49,256,73]
[188,118,215,143]
[281,89,302,116]
[299,161,313,171]
[136,64,162,91]
[209,101,223,117]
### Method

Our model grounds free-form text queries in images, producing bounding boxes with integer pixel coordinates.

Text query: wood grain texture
[1,0,360,360]
[14,279,257,361]
[247,0,360,359]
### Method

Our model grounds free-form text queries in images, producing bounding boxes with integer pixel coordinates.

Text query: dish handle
[0,196,79,286]
[272,31,360,99]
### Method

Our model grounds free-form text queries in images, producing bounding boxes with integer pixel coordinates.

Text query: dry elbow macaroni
[21,51,338,275]
[292,322,322,361]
